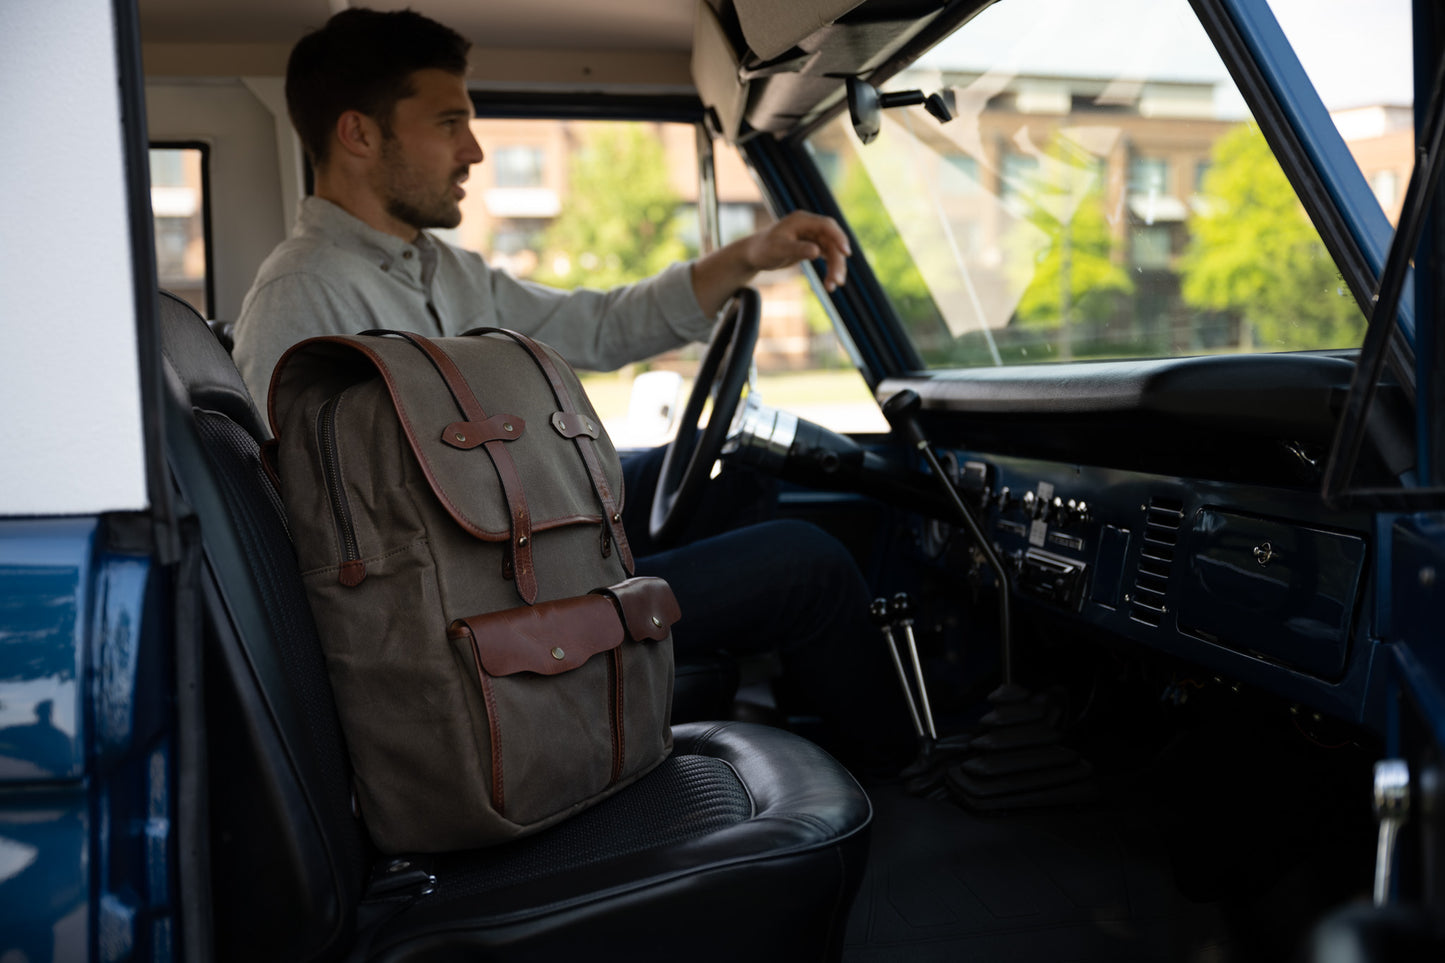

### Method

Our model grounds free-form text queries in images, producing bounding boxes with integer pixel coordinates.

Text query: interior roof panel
[137,0,698,52]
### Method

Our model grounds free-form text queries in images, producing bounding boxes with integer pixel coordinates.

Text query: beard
[377,136,466,230]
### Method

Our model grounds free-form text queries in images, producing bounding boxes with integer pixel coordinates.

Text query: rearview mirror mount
[846,77,955,145]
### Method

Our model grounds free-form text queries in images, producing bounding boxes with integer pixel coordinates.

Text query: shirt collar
[297,196,429,285]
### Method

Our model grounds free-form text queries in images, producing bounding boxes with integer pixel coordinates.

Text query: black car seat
[155,290,871,961]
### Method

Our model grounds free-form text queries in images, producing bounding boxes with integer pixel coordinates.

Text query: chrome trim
[724,397,798,473]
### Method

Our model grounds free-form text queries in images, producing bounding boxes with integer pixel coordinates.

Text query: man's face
[373,68,484,231]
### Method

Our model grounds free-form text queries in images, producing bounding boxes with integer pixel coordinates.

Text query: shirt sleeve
[233,272,361,405]
[480,261,715,372]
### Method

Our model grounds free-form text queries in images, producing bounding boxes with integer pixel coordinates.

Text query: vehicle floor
[831,669,1378,963]
[843,769,1232,962]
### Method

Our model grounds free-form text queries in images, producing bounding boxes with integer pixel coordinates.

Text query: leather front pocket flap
[449,594,623,677]
[595,576,681,642]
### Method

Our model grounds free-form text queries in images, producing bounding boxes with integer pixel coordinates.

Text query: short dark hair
[285,7,471,167]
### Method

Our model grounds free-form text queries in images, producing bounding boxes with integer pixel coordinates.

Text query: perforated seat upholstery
[156,290,872,961]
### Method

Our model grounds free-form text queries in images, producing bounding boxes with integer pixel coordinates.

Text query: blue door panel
[0,515,173,963]
[0,518,96,781]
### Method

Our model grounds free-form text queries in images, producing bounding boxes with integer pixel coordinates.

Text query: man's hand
[691,210,852,316]
[742,210,851,291]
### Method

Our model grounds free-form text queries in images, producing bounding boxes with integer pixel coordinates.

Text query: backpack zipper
[317,392,367,586]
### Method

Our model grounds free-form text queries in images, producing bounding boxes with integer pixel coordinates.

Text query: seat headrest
[157,290,270,442]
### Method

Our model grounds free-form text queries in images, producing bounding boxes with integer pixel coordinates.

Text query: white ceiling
[138,0,700,87]
[138,0,697,52]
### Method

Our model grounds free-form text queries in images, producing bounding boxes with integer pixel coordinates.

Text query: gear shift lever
[882,389,1098,810]
[881,389,1015,687]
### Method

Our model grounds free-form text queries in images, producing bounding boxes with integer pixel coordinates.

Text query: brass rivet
[454,433,466,442]
[517,536,528,546]
[586,421,594,432]
[551,647,565,660]
[651,615,663,628]
[612,513,621,523]
[503,422,514,432]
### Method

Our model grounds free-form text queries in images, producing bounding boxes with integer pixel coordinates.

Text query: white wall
[145,80,293,320]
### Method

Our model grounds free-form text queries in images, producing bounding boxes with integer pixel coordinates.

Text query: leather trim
[550,411,601,439]
[338,560,367,587]
[448,593,624,677]
[596,577,681,642]
[371,331,537,604]
[274,337,516,543]
[442,414,524,450]
[469,641,506,815]
[469,328,635,575]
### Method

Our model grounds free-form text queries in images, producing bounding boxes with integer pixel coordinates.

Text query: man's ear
[334,110,382,160]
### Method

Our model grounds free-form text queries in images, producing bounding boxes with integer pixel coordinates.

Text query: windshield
[806,0,1384,368]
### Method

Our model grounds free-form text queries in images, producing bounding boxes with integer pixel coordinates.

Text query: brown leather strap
[467,327,635,574]
[549,411,600,440]
[443,415,525,450]
[469,643,506,815]
[375,330,538,604]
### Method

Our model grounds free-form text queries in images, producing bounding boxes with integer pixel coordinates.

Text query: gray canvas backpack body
[267,327,676,854]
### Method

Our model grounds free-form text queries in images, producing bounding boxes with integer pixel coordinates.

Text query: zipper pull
[339,559,367,587]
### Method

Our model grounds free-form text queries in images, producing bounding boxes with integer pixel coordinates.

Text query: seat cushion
[357,721,872,962]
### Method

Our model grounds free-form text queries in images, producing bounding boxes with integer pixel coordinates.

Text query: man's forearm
[690,238,760,316]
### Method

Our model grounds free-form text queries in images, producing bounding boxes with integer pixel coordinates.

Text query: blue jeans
[623,448,912,770]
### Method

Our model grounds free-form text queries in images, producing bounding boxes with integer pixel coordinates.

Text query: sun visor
[736,0,868,61]
[692,1,749,141]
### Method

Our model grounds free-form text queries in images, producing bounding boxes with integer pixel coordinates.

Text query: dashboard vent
[1130,497,1184,627]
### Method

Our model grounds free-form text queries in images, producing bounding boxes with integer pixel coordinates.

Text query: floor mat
[843,781,1232,962]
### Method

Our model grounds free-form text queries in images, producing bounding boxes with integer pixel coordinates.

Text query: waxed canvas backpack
[267,327,676,854]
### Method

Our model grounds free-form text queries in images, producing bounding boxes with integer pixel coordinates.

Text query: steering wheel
[649,287,760,546]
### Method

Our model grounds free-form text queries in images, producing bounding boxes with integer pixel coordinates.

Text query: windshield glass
[805,0,1376,368]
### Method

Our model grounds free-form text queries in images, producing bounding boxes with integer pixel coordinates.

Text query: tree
[1180,123,1363,350]
[834,154,941,329]
[532,124,689,291]
[1004,146,1133,360]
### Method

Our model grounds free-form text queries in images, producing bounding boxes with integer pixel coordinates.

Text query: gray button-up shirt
[233,197,713,402]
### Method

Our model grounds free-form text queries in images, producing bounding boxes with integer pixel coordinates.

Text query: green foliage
[1005,152,1133,329]
[532,125,689,291]
[1180,123,1363,349]
[831,154,946,340]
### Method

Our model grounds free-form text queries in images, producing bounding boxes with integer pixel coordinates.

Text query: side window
[149,144,211,317]
[451,118,886,446]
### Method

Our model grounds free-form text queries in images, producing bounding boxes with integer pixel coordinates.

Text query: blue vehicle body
[2,0,1442,959]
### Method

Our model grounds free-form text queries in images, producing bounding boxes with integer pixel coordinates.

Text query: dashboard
[871,352,1387,731]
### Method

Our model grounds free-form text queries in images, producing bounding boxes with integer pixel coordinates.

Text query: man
[234,7,909,774]
[232,10,850,403]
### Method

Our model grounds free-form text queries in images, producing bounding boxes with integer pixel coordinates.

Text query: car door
[0,1,195,961]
